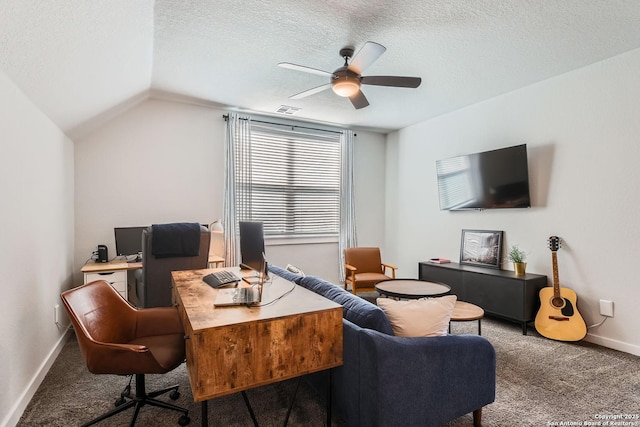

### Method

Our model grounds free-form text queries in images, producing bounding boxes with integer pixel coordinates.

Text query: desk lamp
[209,220,225,261]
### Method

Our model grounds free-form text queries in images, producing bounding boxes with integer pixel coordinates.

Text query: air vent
[275,105,301,115]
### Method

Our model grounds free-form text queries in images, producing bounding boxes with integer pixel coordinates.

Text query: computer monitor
[114,226,146,262]
[239,221,267,276]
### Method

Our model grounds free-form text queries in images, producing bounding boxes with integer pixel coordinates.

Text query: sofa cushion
[299,276,394,335]
[377,295,457,337]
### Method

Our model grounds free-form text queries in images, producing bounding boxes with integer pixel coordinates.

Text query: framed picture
[460,229,504,269]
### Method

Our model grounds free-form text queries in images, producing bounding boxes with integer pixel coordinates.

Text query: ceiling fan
[278,41,422,109]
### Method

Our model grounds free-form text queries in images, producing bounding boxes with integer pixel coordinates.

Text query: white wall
[0,70,75,426]
[74,99,225,280]
[75,99,386,286]
[386,47,640,355]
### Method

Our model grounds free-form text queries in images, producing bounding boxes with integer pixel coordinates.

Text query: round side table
[375,279,451,299]
[450,301,485,335]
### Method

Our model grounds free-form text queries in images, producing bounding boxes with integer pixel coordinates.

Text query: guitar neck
[551,251,561,298]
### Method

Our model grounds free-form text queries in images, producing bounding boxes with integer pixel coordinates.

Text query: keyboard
[233,287,254,302]
[203,271,241,288]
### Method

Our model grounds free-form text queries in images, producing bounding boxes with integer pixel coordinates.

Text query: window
[234,121,341,237]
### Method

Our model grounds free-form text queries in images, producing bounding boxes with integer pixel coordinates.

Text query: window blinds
[235,121,341,237]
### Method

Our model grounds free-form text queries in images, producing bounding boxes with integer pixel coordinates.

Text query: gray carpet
[446,320,640,426]
[17,318,640,426]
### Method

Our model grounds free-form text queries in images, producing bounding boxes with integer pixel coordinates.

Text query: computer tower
[97,245,108,263]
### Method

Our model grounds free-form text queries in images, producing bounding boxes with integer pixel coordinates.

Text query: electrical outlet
[54,303,60,325]
[599,300,614,317]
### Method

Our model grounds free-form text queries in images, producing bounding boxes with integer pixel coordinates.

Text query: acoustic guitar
[534,236,587,341]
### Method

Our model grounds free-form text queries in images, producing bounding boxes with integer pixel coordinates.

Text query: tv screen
[114,226,146,261]
[436,144,531,210]
[239,221,266,273]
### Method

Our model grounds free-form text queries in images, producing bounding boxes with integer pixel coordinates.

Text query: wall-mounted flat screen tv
[436,144,531,210]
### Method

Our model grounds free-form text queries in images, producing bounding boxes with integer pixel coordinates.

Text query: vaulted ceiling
[2,0,640,136]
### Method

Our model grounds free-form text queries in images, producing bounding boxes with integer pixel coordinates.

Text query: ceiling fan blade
[361,76,422,88]
[289,83,332,99]
[349,90,369,109]
[348,41,386,75]
[278,62,333,77]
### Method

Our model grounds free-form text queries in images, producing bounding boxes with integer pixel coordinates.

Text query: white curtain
[339,130,357,283]
[222,113,251,267]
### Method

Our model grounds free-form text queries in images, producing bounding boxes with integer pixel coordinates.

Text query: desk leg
[241,391,259,427]
[201,401,207,427]
[282,377,302,427]
[327,369,333,427]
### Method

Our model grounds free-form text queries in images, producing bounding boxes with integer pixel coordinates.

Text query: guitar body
[534,236,587,341]
[535,286,587,341]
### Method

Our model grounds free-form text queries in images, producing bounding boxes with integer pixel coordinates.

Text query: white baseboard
[1,326,72,427]
[585,332,640,356]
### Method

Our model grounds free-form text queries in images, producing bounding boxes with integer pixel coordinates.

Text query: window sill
[266,235,339,246]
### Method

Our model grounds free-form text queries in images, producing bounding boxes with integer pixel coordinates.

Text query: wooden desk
[81,260,142,300]
[172,268,343,423]
[81,259,143,273]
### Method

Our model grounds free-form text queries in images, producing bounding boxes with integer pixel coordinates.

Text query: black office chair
[135,223,210,307]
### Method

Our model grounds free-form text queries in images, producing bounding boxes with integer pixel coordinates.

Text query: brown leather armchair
[344,247,398,295]
[61,280,190,426]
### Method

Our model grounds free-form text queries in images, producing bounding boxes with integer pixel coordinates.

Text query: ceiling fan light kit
[278,41,422,109]
[332,69,361,97]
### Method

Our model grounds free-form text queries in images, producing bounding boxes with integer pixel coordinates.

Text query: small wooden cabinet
[419,262,548,334]
[81,260,142,301]
[84,270,127,299]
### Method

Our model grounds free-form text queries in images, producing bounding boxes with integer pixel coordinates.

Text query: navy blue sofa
[270,265,496,427]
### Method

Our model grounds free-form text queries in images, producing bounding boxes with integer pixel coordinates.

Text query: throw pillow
[376,295,457,337]
[268,264,304,284]
[285,264,306,277]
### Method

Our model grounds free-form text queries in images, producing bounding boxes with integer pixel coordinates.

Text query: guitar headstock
[548,236,562,252]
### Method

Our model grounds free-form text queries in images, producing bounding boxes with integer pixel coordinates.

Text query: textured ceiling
[1,0,640,135]
[0,0,154,133]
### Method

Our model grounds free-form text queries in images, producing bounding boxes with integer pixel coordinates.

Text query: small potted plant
[507,245,527,275]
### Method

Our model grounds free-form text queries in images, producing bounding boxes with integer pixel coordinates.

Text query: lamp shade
[332,76,360,97]
[209,220,223,234]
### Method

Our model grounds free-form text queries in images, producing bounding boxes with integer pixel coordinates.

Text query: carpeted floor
[446,320,640,426]
[17,318,640,426]
[16,332,337,427]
